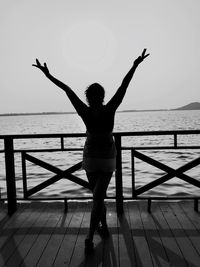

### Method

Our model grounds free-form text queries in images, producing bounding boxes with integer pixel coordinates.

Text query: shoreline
[0,109,200,117]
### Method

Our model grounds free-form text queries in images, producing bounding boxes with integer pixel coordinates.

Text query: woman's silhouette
[32,49,149,254]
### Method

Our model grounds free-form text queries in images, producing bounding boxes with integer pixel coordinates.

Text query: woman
[32,48,149,254]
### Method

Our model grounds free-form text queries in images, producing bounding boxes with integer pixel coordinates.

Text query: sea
[0,110,200,199]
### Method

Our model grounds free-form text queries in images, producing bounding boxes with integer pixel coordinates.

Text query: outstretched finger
[142,48,147,57]
[36,58,41,66]
[143,53,150,59]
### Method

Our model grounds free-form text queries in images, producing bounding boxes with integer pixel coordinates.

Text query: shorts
[82,157,116,173]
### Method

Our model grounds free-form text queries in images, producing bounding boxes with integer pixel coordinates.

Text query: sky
[0,0,200,113]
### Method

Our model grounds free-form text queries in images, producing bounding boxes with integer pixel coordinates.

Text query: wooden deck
[0,200,199,267]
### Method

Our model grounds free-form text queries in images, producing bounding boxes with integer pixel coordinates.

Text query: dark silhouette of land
[0,111,75,117]
[172,101,200,110]
[121,101,200,112]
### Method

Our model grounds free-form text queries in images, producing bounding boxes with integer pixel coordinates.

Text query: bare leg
[87,172,110,228]
[101,203,107,227]
[86,172,112,241]
[87,199,104,240]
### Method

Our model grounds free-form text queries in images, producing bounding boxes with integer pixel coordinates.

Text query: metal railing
[0,130,200,215]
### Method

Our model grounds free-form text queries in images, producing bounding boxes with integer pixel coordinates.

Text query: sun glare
[60,20,117,72]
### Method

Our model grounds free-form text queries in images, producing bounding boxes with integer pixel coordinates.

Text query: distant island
[0,102,199,116]
[120,102,200,113]
[172,102,200,111]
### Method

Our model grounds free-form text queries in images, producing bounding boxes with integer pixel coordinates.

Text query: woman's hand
[134,49,150,66]
[32,59,49,76]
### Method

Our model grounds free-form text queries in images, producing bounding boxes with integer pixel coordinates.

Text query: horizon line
[0,101,199,117]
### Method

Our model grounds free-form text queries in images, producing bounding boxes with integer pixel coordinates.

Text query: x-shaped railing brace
[22,153,91,198]
[132,150,200,196]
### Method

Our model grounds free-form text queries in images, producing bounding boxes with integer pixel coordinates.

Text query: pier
[0,200,200,266]
[0,130,200,266]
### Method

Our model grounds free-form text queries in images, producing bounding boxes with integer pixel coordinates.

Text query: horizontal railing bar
[0,129,200,139]
[0,133,86,139]
[1,146,200,154]
[123,146,200,150]
[11,148,83,153]
[114,130,200,136]
[120,196,200,200]
[1,196,199,201]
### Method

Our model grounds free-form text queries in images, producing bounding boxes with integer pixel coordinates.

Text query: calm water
[0,110,200,199]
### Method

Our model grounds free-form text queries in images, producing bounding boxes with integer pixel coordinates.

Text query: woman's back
[80,105,115,134]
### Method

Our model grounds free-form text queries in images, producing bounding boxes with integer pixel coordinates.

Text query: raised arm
[32,59,87,114]
[107,49,150,111]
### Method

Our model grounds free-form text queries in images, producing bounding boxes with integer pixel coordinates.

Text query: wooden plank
[116,202,135,267]
[180,201,200,232]
[127,201,154,267]
[3,202,48,266]
[102,201,119,267]
[85,201,103,267]
[139,201,170,267]
[0,201,199,267]
[0,202,44,266]
[69,202,92,266]
[52,202,85,266]
[0,203,7,218]
[35,203,74,267]
[0,203,27,247]
[19,203,53,267]
[20,203,64,267]
[159,202,200,266]
[0,203,30,250]
[0,204,10,233]
[169,202,200,256]
[152,202,188,267]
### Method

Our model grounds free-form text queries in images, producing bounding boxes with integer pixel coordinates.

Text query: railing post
[115,134,123,215]
[174,134,177,148]
[131,149,136,199]
[4,137,17,215]
[22,152,28,199]
[61,137,64,151]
